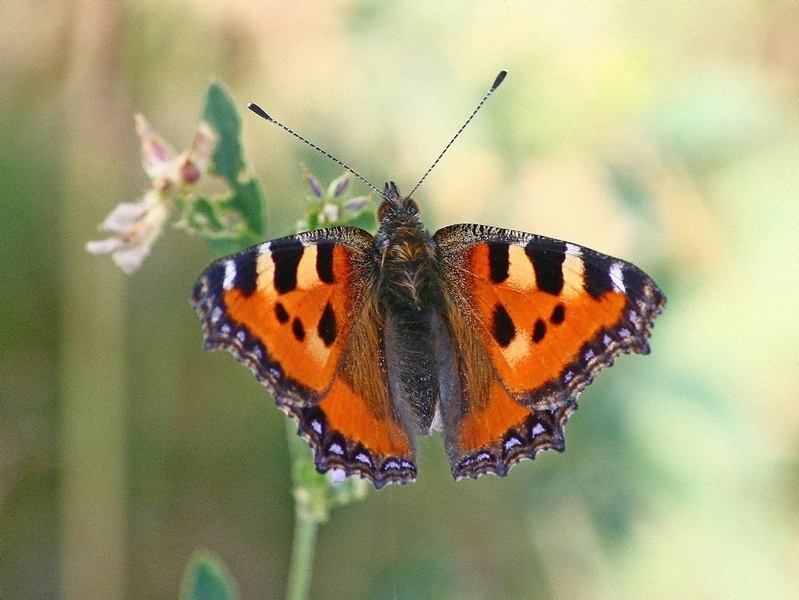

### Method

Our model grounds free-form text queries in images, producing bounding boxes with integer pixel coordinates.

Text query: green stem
[284,417,324,600]
[286,506,319,600]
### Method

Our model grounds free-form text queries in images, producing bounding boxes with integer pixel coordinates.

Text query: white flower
[136,114,175,180]
[87,115,216,273]
[86,191,169,274]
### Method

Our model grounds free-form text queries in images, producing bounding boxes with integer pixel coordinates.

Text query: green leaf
[179,552,238,600]
[185,194,261,258]
[202,82,246,185]
[189,197,226,232]
[194,81,266,257]
[230,179,266,238]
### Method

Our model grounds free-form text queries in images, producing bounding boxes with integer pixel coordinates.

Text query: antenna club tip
[247,102,272,121]
[492,70,508,90]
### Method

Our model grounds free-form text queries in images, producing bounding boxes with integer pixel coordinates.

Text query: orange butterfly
[191,73,666,489]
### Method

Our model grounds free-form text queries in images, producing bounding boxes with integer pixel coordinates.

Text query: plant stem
[286,505,319,600]
[284,417,323,600]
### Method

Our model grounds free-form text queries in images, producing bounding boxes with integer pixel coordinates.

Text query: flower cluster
[86,115,215,273]
[297,168,371,233]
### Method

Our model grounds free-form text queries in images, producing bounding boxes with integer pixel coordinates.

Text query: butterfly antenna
[407,70,507,199]
[247,103,388,200]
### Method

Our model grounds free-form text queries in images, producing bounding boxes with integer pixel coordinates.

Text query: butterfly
[191,175,666,489]
[192,71,665,489]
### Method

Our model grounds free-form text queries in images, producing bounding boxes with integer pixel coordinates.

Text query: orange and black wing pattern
[434,224,665,479]
[191,227,416,488]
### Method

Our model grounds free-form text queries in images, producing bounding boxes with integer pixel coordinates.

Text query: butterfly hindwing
[433,223,665,478]
[191,226,416,488]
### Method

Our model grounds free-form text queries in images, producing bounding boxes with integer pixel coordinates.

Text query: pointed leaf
[179,552,238,600]
[201,81,266,242]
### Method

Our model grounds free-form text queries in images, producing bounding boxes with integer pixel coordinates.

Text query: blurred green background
[2,1,798,599]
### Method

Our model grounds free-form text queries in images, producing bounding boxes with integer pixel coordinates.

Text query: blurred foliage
[2,1,799,600]
[180,552,238,600]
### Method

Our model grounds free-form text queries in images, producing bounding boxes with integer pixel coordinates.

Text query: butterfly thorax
[373,183,442,313]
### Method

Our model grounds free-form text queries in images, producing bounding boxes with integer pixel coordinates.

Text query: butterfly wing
[433,223,666,479]
[191,227,416,488]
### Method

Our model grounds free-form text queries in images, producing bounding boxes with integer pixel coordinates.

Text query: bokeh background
[2,1,799,598]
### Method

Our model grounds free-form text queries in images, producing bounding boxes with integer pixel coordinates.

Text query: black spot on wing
[487,242,510,283]
[583,254,614,299]
[272,238,305,294]
[550,304,565,325]
[292,317,305,341]
[275,302,290,324]
[233,246,259,296]
[532,318,546,343]
[492,304,516,347]
[525,241,566,295]
[316,242,335,284]
[318,302,337,347]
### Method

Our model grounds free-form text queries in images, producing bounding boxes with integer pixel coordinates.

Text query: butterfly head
[375,181,427,257]
[376,181,422,225]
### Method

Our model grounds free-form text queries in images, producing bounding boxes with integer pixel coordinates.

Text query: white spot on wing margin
[610,262,626,292]
[565,243,583,258]
[222,260,236,290]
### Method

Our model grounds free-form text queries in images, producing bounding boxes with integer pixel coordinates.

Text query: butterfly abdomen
[383,308,442,435]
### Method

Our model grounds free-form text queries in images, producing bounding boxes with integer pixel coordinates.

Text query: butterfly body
[192,182,665,489]
[373,182,448,437]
